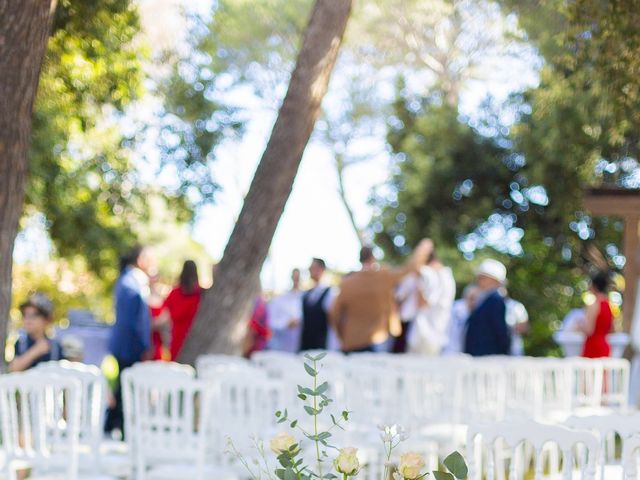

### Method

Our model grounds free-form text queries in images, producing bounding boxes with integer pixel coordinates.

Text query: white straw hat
[475,259,507,284]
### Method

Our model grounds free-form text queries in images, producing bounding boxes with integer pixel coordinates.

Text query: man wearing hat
[9,293,63,372]
[464,259,511,356]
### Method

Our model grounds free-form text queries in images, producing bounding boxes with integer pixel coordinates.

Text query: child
[9,293,63,372]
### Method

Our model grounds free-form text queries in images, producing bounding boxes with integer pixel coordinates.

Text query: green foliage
[29,0,147,276]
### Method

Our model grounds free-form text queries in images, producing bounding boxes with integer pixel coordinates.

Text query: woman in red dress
[581,271,613,358]
[158,260,202,360]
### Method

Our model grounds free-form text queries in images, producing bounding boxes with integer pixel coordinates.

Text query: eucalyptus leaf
[304,363,317,377]
[433,472,455,480]
[443,451,468,479]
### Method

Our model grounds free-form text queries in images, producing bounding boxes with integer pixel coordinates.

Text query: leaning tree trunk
[179,0,353,363]
[0,0,58,369]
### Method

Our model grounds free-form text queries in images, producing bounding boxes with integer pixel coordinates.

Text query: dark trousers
[392,321,413,353]
[104,358,135,437]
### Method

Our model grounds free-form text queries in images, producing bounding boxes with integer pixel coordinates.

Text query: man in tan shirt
[330,239,433,353]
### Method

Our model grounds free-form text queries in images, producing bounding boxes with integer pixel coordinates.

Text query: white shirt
[396,274,420,321]
[408,265,456,355]
[267,290,303,353]
[443,298,470,354]
[505,298,528,356]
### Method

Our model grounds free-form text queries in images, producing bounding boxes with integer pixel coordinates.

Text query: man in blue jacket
[105,245,154,436]
[464,259,511,356]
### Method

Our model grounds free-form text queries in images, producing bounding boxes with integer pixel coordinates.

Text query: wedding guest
[579,271,613,358]
[243,295,271,358]
[9,293,63,372]
[393,272,420,353]
[299,258,337,351]
[464,259,511,356]
[443,284,480,354]
[504,291,529,356]
[155,260,202,361]
[408,251,456,355]
[105,245,154,435]
[267,269,303,353]
[330,240,433,354]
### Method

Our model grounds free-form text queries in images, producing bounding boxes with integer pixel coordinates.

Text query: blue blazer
[464,290,511,356]
[108,267,151,365]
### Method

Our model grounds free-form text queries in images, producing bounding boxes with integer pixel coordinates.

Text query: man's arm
[8,338,50,372]
[388,239,434,284]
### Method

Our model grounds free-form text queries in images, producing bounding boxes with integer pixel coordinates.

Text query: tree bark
[0,0,58,369]
[179,0,353,363]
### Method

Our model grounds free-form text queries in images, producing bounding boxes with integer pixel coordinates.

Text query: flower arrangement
[228,352,468,480]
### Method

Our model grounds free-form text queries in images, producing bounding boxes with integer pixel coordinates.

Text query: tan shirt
[330,268,407,351]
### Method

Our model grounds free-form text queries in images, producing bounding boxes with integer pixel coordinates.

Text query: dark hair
[179,260,199,294]
[359,246,374,264]
[119,244,144,273]
[311,258,326,270]
[591,271,610,293]
[427,249,438,264]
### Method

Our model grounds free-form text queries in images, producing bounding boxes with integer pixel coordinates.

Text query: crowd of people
[8,240,616,436]
[258,239,533,357]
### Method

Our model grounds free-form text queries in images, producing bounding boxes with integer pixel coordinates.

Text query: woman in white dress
[408,252,456,355]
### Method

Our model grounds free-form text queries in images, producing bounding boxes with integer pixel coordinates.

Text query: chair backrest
[130,360,195,377]
[599,358,630,408]
[129,371,212,479]
[251,351,302,379]
[454,364,506,424]
[566,411,640,477]
[206,371,283,456]
[467,421,599,480]
[0,371,82,480]
[36,360,106,458]
[122,362,195,450]
[623,434,640,480]
[195,354,252,376]
[569,358,604,410]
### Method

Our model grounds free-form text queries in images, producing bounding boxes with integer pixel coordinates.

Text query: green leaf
[304,406,317,416]
[298,386,314,396]
[275,411,281,417]
[304,363,318,377]
[315,382,329,395]
[443,451,468,479]
[290,420,298,428]
[275,468,285,480]
[433,472,455,480]
[284,467,297,480]
[298,394,307,401]
[341,410,349,421]
[313,352,327,361]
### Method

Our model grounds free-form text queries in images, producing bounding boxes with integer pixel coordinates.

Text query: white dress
[408,266,456,355]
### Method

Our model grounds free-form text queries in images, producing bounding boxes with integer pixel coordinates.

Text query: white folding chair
[566,411,640,479]
[622,434,640,480]
[570,358,605,412]
[195,355,252,376]
[467,421,599,480]
[127,370,237,480]
[599,358,630,409]
[0,371,115,480]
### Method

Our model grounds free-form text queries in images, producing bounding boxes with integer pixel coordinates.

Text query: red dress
[163,285,202,360]
[582,297,613,358]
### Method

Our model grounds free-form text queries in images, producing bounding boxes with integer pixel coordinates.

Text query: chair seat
[146,462,238,480]
[83,452,131,477]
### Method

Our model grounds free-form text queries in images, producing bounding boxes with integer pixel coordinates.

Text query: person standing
[330,240,433,354]
[243,295,271,358]
[158,260,202,361]
[503,291,529,356]
[393,273,420,353]
[464,259,511,356]
[299,258,336,351]
[443,284,480,354]
[408,251,456,355]
[580,271,613,358]
[9,293,63,372]
[105,245,154,435]
[267,269,303,353]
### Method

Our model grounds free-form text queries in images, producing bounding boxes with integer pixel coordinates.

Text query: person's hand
[32,338,51,356]
[415,239,434,262]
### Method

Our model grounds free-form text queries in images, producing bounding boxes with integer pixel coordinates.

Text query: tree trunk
[179,0,353,363]
[335,152,365,247]
[0,0,58,369]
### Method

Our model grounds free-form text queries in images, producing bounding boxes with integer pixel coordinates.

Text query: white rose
[334,447,360,476]
[270,432,297,455]
[398,452,425,479]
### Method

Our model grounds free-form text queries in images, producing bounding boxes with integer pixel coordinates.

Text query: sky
[14,0,542,293]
